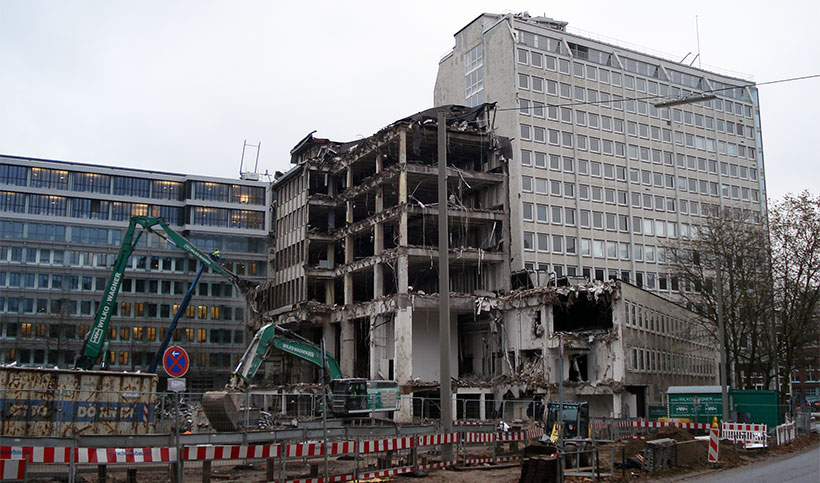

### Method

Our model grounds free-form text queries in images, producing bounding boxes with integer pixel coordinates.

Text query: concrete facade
[484,279,718,419]
[435,13,767,294]
[0,155,270,390]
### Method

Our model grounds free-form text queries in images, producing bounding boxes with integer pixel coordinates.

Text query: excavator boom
[75,216,245,370]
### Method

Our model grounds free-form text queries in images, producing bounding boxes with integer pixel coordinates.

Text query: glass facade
[0,156,269,389]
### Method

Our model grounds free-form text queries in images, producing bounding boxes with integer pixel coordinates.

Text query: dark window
[72,172,111,193]
[30,168,69,189]
[150,180,184,200]
[0,164,29,186]
[113,176,150,197]
[0,192,26,212]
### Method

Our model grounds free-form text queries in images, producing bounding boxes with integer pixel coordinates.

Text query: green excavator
[202,322,401,431]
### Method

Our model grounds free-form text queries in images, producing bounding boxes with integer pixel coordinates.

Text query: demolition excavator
[202,322,401,431]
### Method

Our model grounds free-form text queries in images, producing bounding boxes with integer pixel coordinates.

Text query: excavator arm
[76,216,247,370]
[229,322,343,390]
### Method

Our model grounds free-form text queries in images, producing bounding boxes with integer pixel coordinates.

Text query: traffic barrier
[0,459,26,481]
[632,420,710,430]
[464,432,496,443]
[418,433,458,446]
[184,443,280,460]
[77,447,176,463]
[721,422,767,448]
[776,421,797,445]
[708,427,719,463]
[359,436,414,453]
[0,446,72,463]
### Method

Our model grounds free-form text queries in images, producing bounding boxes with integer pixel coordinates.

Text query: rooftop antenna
[239,139,261,181]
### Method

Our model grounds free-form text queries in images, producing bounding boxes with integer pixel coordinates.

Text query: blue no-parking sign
[163,346,189,378]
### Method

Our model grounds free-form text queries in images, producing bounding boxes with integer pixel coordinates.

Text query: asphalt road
[681,445,820,482]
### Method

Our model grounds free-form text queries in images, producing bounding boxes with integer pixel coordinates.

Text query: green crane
[75,216,250,370]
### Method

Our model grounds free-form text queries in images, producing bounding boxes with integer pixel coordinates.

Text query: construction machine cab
[546,401,589,439]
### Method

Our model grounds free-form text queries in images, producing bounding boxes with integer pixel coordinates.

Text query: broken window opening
[568,354,589,382]
[553,291,614,332]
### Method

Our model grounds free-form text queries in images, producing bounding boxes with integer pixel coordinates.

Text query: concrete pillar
[398,129,408,246]
[340,320,355,377]
[479,392,486,420]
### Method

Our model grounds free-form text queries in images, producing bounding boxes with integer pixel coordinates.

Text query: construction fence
[0,422,545,482]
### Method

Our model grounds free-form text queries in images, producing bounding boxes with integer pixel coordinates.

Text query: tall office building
[0,155,270,390]
[436,13,766,293]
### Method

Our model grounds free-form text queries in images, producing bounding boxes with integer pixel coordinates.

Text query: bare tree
[769,191,820,403]
[665,207,773,390]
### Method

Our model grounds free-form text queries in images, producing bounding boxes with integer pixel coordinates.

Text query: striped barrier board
[464,432,496,443]
[77,447,176,464]
[184,444,280,461]
[360,437,414,453]
[708,427,719,463]
[284,442,324,458]
[0,459,26,481]
[776,421,797,446]
[358,465,415,479]
[418,433,458,446]
[463,455,522,465]
[497,431,527,442]
[417,460,456,471]
[285,474,355,483]
[721,423,767,448]
[632,420,710,430]
[0,446,72,463]
[454,420,493,426]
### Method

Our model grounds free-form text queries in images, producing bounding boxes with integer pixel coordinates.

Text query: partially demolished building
[483,279,718,420]
[251,104,717,421]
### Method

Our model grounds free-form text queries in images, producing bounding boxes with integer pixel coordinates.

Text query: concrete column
[479,392,486,420]
[340,166,355,376]
[398,129,408,246]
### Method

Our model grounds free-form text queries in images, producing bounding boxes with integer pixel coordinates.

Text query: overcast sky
[1,0,818,201]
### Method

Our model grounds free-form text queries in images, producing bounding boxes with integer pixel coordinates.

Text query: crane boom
[75,216,246,370]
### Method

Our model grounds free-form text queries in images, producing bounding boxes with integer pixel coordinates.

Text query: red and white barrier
[0,459,26,481]
[497,431,527,441]
[464,432,496,443]
[77,447,176,464]
[417,460,456,471]
[0,446,72,463]
[418,433,458,446]
[284,442,324,458]
[776,421,797,446]
[358,465,415,480]
[721,422,767,448]
[708,427,719,463]
[184,444,279,461]
[632,420,710,430]
[360,436,414,453]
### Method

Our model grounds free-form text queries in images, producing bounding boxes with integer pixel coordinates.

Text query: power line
[488,73,820,113]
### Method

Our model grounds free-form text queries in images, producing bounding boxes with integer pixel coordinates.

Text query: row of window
[0,347,241,370]
[0,193,265,229]
[521,151,759,182]
[0,271,242,298]
[624,301,709,346]
[520,100,754,145]
[0,164,266,205]
[0,221,267,253]
[521,263,698,293]
[516,71,751,122]
[519,123,757,162]
[0,322,244,345]
[0,248,264,277]
[628,346,715,376]
[0,296,245,320]
[515,41,751,105]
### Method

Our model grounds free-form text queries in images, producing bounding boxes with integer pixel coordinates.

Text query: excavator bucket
[201,391,243,432]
